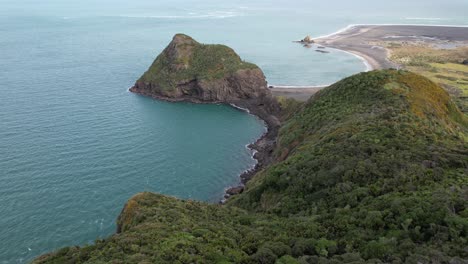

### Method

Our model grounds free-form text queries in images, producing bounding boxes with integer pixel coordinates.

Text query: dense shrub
[34,71,468,263]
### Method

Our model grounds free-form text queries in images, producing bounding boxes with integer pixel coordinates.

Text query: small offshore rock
[316,49,330,53]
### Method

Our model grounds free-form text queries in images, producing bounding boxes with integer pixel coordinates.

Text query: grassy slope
[34,70,468,264]
[138,35,258,91]
[387,44,468,112]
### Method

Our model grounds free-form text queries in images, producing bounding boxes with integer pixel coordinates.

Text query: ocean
[1,0,467,262]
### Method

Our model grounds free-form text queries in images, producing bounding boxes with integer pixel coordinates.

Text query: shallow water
[1,0,468,262]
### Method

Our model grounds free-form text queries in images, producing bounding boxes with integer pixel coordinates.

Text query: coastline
[130,24,468,202]
[314,24,468,71]
[129,86,280,202]
[314,23,468,40]
[275,24,468,102]
[269,86,325,101]
[331,48,375,71]
[234,23,468,198]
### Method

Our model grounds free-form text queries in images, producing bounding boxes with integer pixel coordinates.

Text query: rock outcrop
[130,34,279,124]
[302,35,314,43]
[130,34,281,190]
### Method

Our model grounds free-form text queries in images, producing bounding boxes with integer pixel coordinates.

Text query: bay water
[1,0,467,262]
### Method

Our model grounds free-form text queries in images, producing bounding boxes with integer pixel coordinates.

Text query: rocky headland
[129,34,281,197]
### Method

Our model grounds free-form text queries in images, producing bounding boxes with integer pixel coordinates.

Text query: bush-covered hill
[135,33,259,92]
[34,70,468,263]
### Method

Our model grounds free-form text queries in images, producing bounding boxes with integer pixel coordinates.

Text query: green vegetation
[387,44,468,112]
[276,96,305,121]
[34,70,468,263]
[138,34,258,91]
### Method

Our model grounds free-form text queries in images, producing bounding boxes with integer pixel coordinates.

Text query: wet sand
[275,25,468,101]
[315,25,468,70]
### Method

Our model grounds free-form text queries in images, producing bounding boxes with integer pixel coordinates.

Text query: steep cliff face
[130,34,280,119]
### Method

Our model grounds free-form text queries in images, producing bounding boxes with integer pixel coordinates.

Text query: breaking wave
[118,11,243,19]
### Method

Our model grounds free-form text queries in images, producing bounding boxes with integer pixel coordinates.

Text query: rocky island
[34,35,468,263]
[130,34,280,126]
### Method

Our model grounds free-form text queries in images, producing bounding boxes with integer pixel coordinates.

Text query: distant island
[34,28,468,263]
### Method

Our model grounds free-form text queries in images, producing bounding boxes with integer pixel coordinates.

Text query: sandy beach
[315,25,468,70]
[273,25,468,101]
[270,86,325,101]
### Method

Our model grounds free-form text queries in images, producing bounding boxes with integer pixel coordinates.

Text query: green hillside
[34,70,468,263]
[138,34,258,92]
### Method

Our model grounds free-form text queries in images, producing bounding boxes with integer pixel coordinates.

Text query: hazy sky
[2,0,468,21]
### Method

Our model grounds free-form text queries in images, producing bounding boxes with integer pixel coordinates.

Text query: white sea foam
[313,23,468,74]
[270,84,328,88]
[313,46,373,72]
[315,23,468,40]
[405,17,446,20]
[314,24,357,39]
[229,103,250,113]
[118,11,243,20]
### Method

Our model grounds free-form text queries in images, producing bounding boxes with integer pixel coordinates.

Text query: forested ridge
[34,70,468,264]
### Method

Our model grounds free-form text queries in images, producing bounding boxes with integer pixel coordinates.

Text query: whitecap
[118,11,243,20]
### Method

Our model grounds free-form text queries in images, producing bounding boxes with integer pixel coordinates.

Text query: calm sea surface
[1,0,467,262]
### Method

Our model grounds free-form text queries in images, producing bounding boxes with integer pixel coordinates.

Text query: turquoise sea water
[1,0,468,262]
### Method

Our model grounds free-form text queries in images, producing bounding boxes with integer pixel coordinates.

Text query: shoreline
[284,23,468,89]
[330,47,375,71]
[269,86,325,101]
[314,24,468,71]
[281,24,468,95]
[232,24,468,197]
[130,24,468,202]
[314,23,468,40]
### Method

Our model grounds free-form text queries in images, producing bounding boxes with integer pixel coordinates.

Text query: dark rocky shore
[130,86,281,200]
[129,34,282,201]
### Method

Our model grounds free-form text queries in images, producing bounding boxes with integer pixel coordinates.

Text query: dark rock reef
[130,34,281,194]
